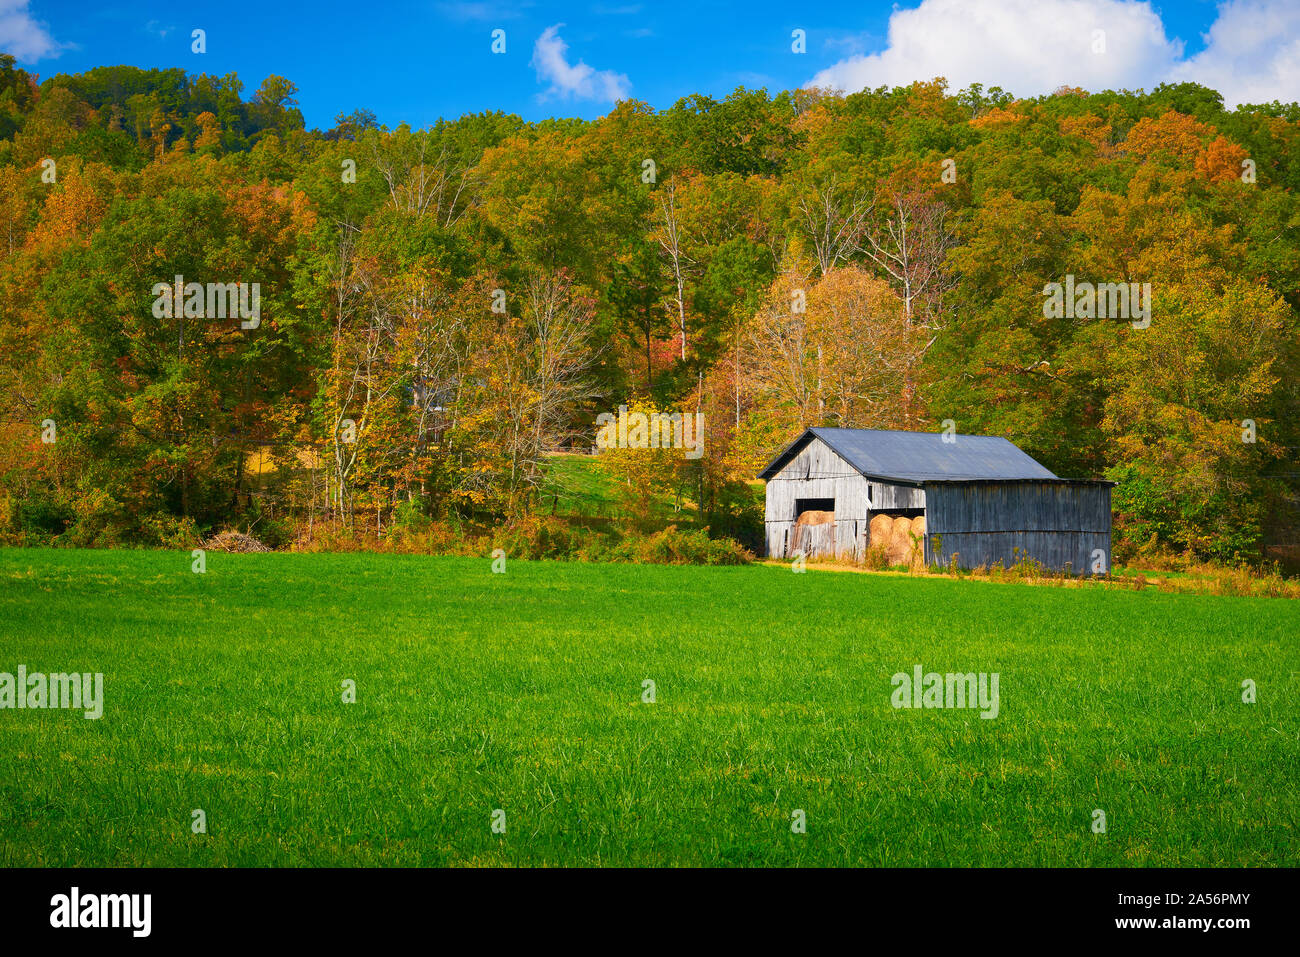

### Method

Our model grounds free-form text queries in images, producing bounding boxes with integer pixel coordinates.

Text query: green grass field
[1,548,1296,867]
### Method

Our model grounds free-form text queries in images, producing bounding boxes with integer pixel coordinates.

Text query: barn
[758,427,1113,574]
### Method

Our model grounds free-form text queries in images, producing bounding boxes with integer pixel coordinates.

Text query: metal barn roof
[757,427,1060,486]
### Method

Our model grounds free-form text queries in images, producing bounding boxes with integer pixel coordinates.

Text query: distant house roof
[757,427,1060,486]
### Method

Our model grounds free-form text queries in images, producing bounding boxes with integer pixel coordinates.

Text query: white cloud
[809,0,1300,108]
[0,0,67,62]
[1169,0,1300,107]
[531,24,631,102]
[810,0,1180,97]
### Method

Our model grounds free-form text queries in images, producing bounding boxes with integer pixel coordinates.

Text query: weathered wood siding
[923,481,1112,574]
[763,438,923,559]
[790,521,837,559]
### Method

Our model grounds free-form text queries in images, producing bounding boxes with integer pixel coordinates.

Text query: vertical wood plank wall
[923,481,1112,574]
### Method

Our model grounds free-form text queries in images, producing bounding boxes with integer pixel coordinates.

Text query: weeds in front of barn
[782,547,1300,599]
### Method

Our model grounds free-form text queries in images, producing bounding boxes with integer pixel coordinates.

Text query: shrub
[491,514,594,561]
[861,543,891,570]
[389,498,432,535]
[609,525,752,565]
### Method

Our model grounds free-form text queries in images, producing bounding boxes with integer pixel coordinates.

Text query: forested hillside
[1,54,1297,566]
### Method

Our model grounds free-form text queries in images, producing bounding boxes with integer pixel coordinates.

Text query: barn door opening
[795,497,835,519]
[866,508,926,567]
[793,498,836,559]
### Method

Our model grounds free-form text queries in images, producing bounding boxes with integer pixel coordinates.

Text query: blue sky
[4,1,1296,129]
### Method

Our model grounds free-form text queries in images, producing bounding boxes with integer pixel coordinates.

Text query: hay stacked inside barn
[868,513,926,566]
[758,427,1113,574]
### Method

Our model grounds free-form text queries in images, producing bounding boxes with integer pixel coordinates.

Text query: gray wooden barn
[758,427,1113,574]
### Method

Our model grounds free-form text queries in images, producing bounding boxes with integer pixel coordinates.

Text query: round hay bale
[869,513,894,549]
[796,509,835,527]
[886,517,914,565]
[909,515,927,566]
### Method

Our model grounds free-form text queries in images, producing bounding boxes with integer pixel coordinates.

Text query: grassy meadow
[0,547,1296,867]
